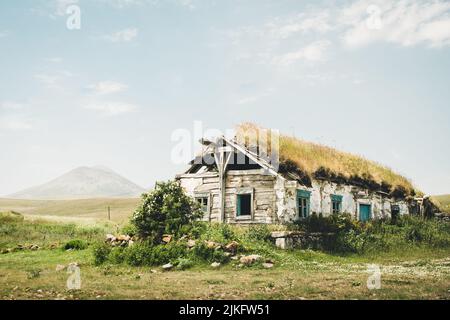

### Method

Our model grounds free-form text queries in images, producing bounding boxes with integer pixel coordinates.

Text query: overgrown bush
[296,213,450,254]
[120,223,137,237]
[199,223,238,243]
[63,239,88,250]
[124,242,189,266]
[245,225,272,242]
[131,181,203,244]
[93,243,111,266]
[191,242,230,264]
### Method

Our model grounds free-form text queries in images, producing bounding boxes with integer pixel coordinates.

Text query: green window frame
[297,190,311,219]
[359,204,372,222]
[236,193,252,217]
[331,194,343,214]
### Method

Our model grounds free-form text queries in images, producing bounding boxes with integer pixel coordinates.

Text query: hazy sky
[0,0,449,196]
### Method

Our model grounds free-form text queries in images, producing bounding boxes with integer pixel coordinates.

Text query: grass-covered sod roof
[235,123,420,198]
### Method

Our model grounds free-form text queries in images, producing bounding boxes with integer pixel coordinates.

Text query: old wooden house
[176,130,421,224]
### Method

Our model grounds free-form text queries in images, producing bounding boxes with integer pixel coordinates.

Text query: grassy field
[1,217,449,300]
[432,195,450,213]
[0,198,140,224]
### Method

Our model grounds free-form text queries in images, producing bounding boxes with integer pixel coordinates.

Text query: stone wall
[276,179,410,223]
[271,231,335,250]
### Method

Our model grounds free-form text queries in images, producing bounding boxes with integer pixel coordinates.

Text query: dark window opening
[391,205,400,222]
[227,152,261,171]
[237,194,252,216]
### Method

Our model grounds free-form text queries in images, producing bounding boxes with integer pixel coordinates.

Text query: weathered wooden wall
[179,170,412,224]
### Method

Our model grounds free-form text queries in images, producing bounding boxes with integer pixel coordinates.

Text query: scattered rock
[225,241,239,254]
[29,244,40,251]
[55,264,66,272]
[162,263,173,271]
[106,234,116,242]
[187,239,196,248]
[105,234,133,247]
[150,269,158,274]
[117,235,130,242]
[231,256,239,260]
[240,254,262,266]
[162,235,172,244]
[206,241,220,249]
[262,263,274,269]
[211,262,221,268]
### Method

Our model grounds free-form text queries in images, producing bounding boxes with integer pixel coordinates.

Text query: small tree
[131,180,203,244]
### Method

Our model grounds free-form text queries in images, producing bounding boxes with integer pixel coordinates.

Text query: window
[237,194,252,217]
[196,197,209,214]
[331,195,343,214]
[297,190,311,218]
[359,204,372,222]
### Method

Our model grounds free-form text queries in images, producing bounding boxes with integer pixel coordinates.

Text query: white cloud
[340,0,450,48]
[53,0,79,16]
[84,102,138,116]
[272,40,332,66]
[178,0,195,10]
[268,12,332,39]
[103,28,139,42]
[88,81,128,95]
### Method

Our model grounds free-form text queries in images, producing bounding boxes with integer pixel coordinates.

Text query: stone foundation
[271,231,335,250]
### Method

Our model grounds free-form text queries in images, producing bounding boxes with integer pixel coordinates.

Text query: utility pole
[107,206,111,221]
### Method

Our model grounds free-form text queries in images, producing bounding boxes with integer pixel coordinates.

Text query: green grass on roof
[235,123,420,197]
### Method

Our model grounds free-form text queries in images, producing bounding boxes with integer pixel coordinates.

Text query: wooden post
[108,206,111,221]
[214,140,233,223]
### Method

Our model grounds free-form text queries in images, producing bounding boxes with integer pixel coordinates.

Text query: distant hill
[8,166,146,200]
[431,195,450,213]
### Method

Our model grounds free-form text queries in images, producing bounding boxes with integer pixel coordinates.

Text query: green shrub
[131,181,203,244]
[121,223,137,237]
[63,239,88,250]
[181,222,208,239]
[109,247,126,264]
[124,242,188,266]
[124,243,154,266]
[245,225,271,242]
[190,242,230,263]
[200,223,238,243]
[175,258,194,270]
[93,243,111,265]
